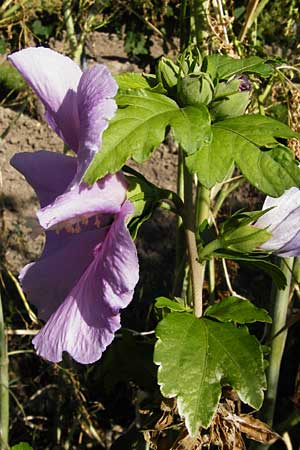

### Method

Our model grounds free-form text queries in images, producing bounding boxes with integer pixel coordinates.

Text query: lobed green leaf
[205,296,272,324]
[187,115,300,196]
[84,89,211,184]
[154,312,266,435]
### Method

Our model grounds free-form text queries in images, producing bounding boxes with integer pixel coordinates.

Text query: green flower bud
[177,73,214,107]
[156,57,179,94]
[210,77,252,120]
[210,91,251,121]
[178,45,203,76]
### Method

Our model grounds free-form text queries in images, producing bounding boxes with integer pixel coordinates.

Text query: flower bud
[210,77,251,120]
[156,57,179,94]
[177,73,214,107]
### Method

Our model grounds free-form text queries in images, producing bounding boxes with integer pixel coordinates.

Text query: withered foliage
[142,395,281,450]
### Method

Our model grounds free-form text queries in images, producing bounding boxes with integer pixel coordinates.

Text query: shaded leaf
[205,296,272,324]
[154,312,266,435]
[11,444,34,450]
[125,166,182,239]
[155,296,190,312]
[213,250,286,289]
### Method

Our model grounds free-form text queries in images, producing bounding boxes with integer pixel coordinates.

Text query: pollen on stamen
[95,216,101,228]
[74,223,81,233]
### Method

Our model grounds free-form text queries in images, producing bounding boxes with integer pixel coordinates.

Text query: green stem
[62,0,79,60]
[208,258,216,303]
[183,159,204,318]
[0,290,9,449]
[191,0,210,53]
[180,0,190,50]
[262,257,294,427]
[173,148,186,297]
[213,179,243,219]
[195,184,210,229]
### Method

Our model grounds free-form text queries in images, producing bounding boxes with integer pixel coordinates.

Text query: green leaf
[205,54,273,80]
[125,166,182,239]
[154,312,266,435]
[222,224,271,252]
[115,72,150,90]
[171,105,212,154]
[11,444,34,450]
[185,127,234,187]
[187,115,300,196]
[213,250,287,289]
[205,296,272,323]
[84,90,211,184]
[155,296,190,312]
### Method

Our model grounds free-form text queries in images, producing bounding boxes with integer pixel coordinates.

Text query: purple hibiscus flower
[255,187,300,257]
[9,47,139,364]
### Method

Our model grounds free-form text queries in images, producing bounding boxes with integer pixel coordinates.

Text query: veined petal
[257,187,300,255]
[97,200,139,312]
[75,65,118,182]
[10,151,77,207]
[37,172,127,230]
[32,200,139,364]
[8,47,82,152]
[20,228,108,320]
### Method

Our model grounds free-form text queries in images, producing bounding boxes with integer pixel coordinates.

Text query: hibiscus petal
[20,228,108,320]
[75,64,118,182]
[37,172,127,229]
[257,187,300,255]
[8,47,81,152]
[10,151,77,207]
[32,201,139,364]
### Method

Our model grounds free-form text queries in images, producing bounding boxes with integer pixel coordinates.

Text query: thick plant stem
[183,159,204,318]
[62,0,78,56]
[180,0,190,50]
[0,291,9,449]
[191,0,210,53]
[173,148,186,297]
[196,184,210,229]
[262,257,294,427]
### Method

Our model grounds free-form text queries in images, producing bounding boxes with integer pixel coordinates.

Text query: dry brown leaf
[171,429,203,450]
[224,413,281,444]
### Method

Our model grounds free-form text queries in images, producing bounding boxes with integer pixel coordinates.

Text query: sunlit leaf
[84,89,211,184]
[154,312,266,435]
[186,115,300,196]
